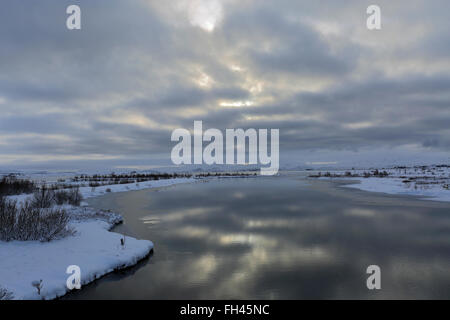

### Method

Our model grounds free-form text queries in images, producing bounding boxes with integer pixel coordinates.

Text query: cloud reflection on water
[74,177,450,299]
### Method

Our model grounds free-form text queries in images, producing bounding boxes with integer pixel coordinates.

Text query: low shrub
[0,176,36,196]
[31,186,83,207]
[54,187,82,206]
[31,187,55,208]
[0,198,74,242]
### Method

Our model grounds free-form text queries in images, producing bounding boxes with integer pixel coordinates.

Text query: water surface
[67,173,450,299]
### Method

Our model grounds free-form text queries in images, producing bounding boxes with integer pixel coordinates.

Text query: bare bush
[31,187,55,208]
[0,199,75,242]
[31,280,43,296]
[68,187,82,206]
[0,286,14,300]
[0,196,16,240]
[0,175,36,196]
[54,187,82,206]
[54,190,67,205]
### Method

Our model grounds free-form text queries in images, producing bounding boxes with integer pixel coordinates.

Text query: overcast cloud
[1,0,450,169]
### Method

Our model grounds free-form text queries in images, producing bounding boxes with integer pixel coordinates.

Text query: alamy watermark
[171,121,279,175]
[66,265,81,290]
[66,5,81,30]
[367,5,381,30]
[66,5,380,31]
[366,265,381,290]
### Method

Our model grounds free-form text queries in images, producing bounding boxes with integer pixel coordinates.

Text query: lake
[66,173,450,299]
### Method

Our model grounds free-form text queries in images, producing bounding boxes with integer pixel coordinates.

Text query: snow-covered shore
[81,177,194,200]
[7,177,194,205]
[312,165,450,203]
[343,177,450,202]
[0,219,152,300]
[0,177,194,300]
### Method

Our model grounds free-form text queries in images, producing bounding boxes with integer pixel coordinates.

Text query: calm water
[67,173,450,299]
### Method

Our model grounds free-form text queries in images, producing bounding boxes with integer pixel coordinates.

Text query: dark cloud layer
[0,0,449,168]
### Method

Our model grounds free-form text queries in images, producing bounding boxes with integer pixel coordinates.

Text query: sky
[1,0,450,170]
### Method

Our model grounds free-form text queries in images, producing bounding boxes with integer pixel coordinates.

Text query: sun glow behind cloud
[180,0,223,32]
[220,100,254,108]
[145,0,224,32]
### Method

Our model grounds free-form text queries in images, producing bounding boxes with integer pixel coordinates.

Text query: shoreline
[341,177,450,203]
[308,165,450,203]
[0,178,195,300]
[312,176,450,203]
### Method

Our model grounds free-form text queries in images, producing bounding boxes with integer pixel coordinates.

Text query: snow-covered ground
[6,177,194,206]
[312,165,450,202]
[79,177,194,200]
[0,219,152,300]
[0,177,194,300]
[343,177,450,202]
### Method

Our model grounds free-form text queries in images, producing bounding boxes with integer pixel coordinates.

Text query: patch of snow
[312,165,450,203]
[0,219,152,300]
[343,177,450,202]
[4,178,195,207]
[79,177,194,200]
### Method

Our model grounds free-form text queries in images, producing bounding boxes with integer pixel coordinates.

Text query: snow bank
[343,177,450,202]
[79,177,194,200]
[311,165,450,203]
[5,177,194,207]
[0,219,153,300]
